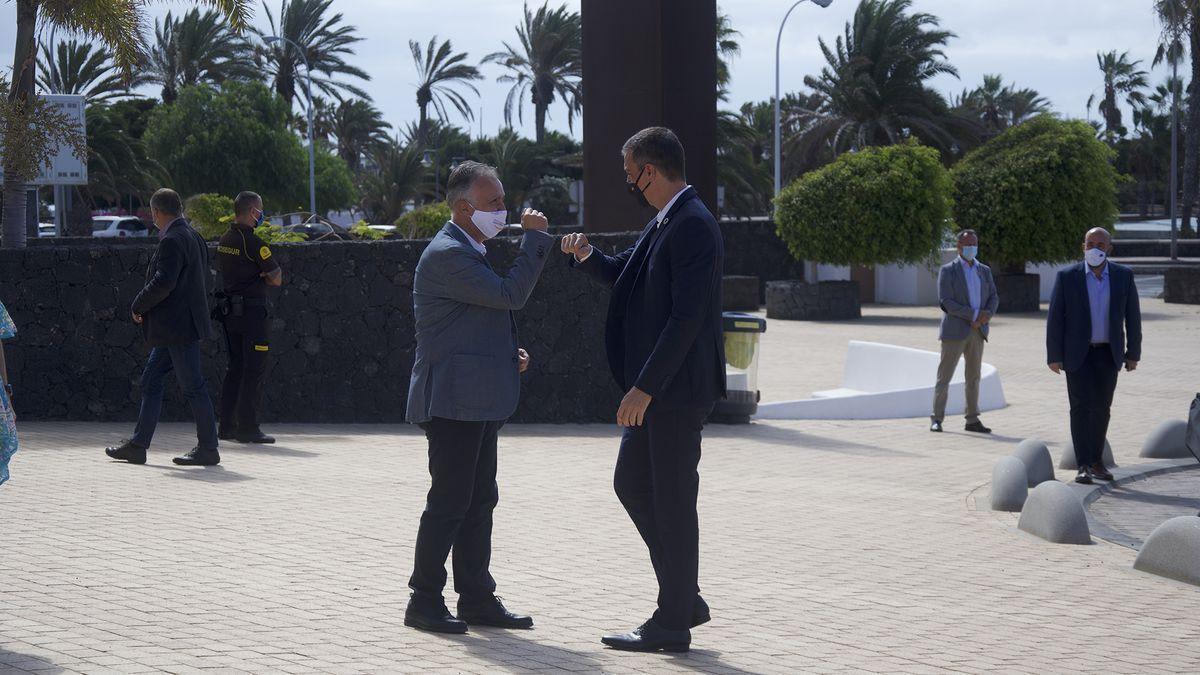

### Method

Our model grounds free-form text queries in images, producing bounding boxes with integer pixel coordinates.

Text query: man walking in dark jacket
[106,188,221,467]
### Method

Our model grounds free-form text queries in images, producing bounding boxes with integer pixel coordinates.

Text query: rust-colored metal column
[581,0,717,232]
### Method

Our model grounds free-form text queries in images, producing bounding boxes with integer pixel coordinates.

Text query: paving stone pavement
[1090,469,1200,548]
[3,298,1200,674]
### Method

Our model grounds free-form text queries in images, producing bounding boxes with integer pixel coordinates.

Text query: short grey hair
[150,188,183,217]
[956,229,978,242]
[446,161,499,207]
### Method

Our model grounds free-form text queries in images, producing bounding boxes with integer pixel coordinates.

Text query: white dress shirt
[576,184,692,263]
[959,256,982,322]
[452,223,488,256]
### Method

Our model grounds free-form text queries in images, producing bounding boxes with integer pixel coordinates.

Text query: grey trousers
[932,328,985,423]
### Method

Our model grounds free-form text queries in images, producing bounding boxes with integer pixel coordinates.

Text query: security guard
[215,191,282,443]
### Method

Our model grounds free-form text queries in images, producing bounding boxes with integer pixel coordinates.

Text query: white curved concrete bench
[755,340,1006,420]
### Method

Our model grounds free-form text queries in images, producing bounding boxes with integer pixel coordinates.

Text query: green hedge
[396,202,451,239]
[775,140,952,267]
[185,193,234,240]
[952,116,1119,269]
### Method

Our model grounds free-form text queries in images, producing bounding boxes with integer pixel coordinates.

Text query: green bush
[255,224,306,244]
[185,193,234,240]
[350,219,387,240]
[396,202,451,239]
[774,140,952,266]
[952,116,1120,270]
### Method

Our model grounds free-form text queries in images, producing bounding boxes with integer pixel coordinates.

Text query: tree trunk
[535,103,546,145]
[2,0,38,249]
[1182,14,1200,237]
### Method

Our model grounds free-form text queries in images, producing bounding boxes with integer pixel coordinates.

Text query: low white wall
[865,250,1070,306]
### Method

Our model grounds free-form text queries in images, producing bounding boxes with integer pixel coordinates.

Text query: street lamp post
[1170,60,1179,261]
[774,0,832,281]
[265,35,317,220]
[422,149,442,200]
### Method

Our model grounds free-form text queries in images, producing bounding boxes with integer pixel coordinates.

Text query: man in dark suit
[105,188,221,467]
[561,127,725,653]
[1047,227,1142,484]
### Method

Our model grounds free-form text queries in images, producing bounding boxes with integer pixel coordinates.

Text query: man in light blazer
[931,229,999,434]
[404,161,552,634]
[1047,227,1141,484]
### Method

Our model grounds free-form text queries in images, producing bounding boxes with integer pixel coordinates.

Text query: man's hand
[561,233,592,260]
[616,387,653,427]
[132,312,143,325]
[1125,359,1138,372]
[1048,362,1062,374]
[521,208,548,231]
[977,311,992,325]
[518,348,530,374]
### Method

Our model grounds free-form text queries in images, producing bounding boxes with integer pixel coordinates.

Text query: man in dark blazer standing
[1047,227,1142,484]
[561,127,725,653]
[105,188,220,467]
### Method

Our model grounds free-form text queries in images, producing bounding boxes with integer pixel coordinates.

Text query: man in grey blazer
[931,229,999,433]
[404,161,552,634]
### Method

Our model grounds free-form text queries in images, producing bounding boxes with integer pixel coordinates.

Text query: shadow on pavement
[1104,485,1200,510]
[157,465,255,483]
[715,423,925,458]
[0,648,65,674]
[669,647,765,674]
[443,629,606,672]
[215,443,319,458]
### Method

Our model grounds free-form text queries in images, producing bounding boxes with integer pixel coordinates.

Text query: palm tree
[358,139,425,224]
[484,2,582,143]
[330,98,390,171]
[954,75,1052,134]
[3,0,251,248]
[138,8,257,104]
[785,0,978,166]
[37,38,127,102]
[1154,0,1196,234]
[1088,50,1149,144]
[716,6,741,103]
[253,0,370,111]
[1006,88,1052,125]
[410,36,482,142]
[717,108,772,218]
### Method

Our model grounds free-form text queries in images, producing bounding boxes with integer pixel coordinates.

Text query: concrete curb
[1073,458,1200,550]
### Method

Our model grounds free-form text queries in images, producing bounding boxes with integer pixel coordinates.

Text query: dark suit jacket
[574,187,726,408]
[132,218,214,348]
[1046,261,1142,373]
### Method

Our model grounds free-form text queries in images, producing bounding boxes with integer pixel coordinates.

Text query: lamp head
[264,36,281,45]
[421,150,434,168]
[812,0,833,6]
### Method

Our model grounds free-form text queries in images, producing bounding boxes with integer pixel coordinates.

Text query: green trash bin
[710,312,766,424]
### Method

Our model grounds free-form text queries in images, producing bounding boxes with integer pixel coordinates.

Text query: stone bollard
[1059,439,1116,470]
[990,456,1028,512]
[1134,516,1200,586]
[1139,420,1191,459]
[1014,439,1054,487]
[1017,481,1091,544]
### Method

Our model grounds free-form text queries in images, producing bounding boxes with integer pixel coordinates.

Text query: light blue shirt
[1085,263,1111,344]
[959,257,981,321]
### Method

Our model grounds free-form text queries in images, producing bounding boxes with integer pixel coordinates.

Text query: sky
[6,0,1169,140]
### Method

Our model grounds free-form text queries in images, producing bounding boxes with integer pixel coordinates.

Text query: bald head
[1084,227,1112,247]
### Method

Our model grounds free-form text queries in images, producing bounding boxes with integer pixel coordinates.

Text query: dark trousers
[219,308,269,433]
[614,404,710,631]
[1066,345,1121,467]
[131,340,218,450]
[409,417,501,604]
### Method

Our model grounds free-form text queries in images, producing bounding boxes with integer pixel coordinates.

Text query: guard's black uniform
[215,224,280,438]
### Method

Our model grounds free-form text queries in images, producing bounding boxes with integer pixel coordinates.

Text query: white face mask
[469,203,508,240]
[1084,247,1107,268]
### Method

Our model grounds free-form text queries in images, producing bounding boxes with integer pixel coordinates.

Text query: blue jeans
[131,341,218,451]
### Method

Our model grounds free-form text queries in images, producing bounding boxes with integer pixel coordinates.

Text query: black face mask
[627,165,652,209]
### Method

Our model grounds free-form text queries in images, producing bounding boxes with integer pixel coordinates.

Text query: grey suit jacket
[406,222,552,424]
[938,258,999,341]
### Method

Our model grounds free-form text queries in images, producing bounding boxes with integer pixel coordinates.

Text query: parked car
[38,222,56,238]
[92,216,150,238]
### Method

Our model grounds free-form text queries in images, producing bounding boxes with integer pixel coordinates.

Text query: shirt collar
[1084,262,1109,281]
[452,222,487,256]
[655,185,691,227]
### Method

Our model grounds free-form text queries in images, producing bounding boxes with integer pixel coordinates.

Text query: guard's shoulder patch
[260,246,272,260]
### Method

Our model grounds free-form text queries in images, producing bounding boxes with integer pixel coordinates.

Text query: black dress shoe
[235,431,275,444]
[217,427,236,441]
[105,440,147,465]
[602,619,690,653]
[1090,463,1114,481]
[692,596,710,628]
[405,596,468,634]
[172,447,220,466]
[457,596,533,629]
[930,420,943,433]
[1075,467,1094,485]
[965,421,992,434]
